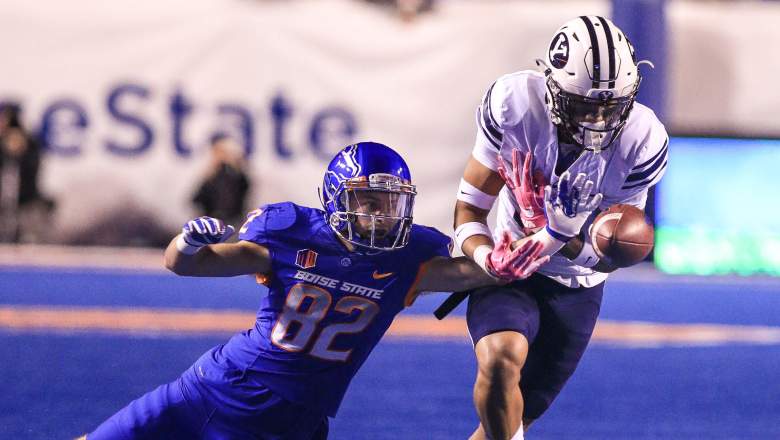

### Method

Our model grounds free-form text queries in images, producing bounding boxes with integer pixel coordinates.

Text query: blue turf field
[1,267,779,439]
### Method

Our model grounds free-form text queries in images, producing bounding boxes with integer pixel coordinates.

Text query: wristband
[454,221,492,253]
[176,235,202,255]
[456,179,497,211]
[472,245,497,278]
[532,227,567,257]
[544,224,574,242]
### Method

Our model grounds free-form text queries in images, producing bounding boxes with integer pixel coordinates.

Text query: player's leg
[87,374,213,440]
[472,331,529,440]
[187,364,329,440]
[466,283,541,440]
[200,397,328,440]
[520,277,605,424]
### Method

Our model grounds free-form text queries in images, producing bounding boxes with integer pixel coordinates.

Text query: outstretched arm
[414,256,496,294]
[413,240,547,294]
[163,216,271,277]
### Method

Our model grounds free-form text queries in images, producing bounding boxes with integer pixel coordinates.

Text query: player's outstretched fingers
[503,238,532,264]
[521,150,534,189]
[190,220,206,235]
[497,160,512,189]
[571,173,587,193]
[205,218,221,235]
[512,149,523,183]
[586,192,603,211]
[557,171,571,198]
[523,253,551,276]
[488,230,525,278]
[578,179,594,204]
[497,152,520,189]
[506,238,534,261]
[504,238,537,268]
[543,185,556,214]
[508,241,548,279]
[514,238,535,254]
[513,240,542,272]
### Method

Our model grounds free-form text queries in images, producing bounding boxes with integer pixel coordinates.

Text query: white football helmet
[539,16,652,152]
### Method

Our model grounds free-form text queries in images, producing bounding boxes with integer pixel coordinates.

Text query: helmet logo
[333,144,362,180]
[548,32,569,68]
[325,144,362,196]
[598,90,614,100]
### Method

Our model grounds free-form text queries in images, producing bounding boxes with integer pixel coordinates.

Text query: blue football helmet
[321,142,416,251]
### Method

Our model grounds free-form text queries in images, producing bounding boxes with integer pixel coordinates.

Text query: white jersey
[472,70,669,288]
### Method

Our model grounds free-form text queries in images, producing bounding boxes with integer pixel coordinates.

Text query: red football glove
[486,230,550,280]
[497,149,548,232]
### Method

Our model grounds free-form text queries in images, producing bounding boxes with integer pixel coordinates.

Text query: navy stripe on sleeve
[626,145,668,183]
[622,160,667,190]
[485,83,501,130]
[632,138,669,171]
[476,109,501,150]
[480,85,503,142]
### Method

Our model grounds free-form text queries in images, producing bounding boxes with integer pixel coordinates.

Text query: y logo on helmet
[548,32,569,68]
[598,91,614,100]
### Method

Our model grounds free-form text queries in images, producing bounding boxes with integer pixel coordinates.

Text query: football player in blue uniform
[84,141,549,440]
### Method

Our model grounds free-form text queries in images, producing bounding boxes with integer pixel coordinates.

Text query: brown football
[590,204,654,268]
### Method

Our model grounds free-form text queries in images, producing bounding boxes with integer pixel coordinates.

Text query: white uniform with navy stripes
[472,70,669,288]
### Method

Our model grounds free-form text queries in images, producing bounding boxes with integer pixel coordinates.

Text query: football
[590,204,654,268]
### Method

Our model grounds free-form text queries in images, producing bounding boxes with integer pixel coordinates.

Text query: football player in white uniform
[451,16,669,440]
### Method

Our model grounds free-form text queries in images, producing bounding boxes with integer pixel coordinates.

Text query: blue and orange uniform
[88,202,450,439]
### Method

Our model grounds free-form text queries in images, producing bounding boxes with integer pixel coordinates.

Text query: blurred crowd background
[0,0,778,277]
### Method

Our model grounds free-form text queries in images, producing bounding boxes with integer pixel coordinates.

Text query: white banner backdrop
[0,0,777,242]
[0,0,609,240]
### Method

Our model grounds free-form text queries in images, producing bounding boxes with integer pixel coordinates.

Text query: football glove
[484,230,549,280]
[497,149,547,231]
[177,216,235,254]
[543,171,602,241]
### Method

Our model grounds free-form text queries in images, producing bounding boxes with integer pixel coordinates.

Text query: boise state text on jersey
[193,202,450,417]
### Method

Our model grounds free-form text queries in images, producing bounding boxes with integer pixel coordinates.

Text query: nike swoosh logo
[372,270,395,280]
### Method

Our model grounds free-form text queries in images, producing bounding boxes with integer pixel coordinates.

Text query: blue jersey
[195,202,450,417]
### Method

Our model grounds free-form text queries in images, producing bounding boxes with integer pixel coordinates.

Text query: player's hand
[486,230,550,281]
[181,217,235,248]
[497,150,547,231]
[544,171,602,240]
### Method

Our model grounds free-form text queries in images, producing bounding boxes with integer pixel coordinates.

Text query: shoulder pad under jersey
[238,202,300,243]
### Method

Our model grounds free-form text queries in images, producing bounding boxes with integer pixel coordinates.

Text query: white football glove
[543,171,602,241]
[176,216,235,255]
